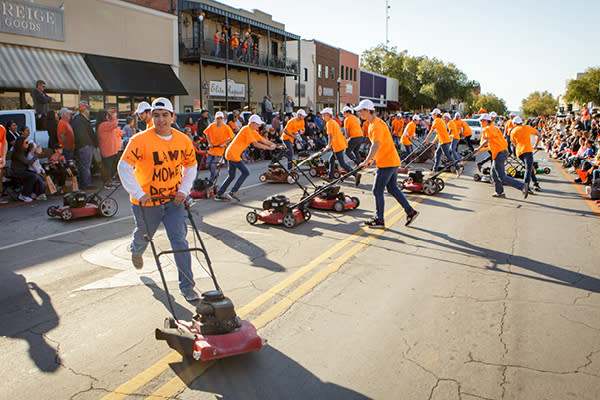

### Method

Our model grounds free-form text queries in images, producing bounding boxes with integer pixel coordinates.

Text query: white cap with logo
[479,113,492,121]
[443,112,451,119]
[215,111,225,119]
[342,106,353,113]
[432,108,442,115]
[296,109,307,117]
[513,116,524,124]
[490,111,498,118]
[321,107,333,116]
[454,112,461,119]
[248,115,263,125]
[136,101,151,114]
[354,99,375,111]
[151,98,173,113]
[412,114,421,121]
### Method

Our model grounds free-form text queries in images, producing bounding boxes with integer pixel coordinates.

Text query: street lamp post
[198,12,205,110]
[337,77,341,115]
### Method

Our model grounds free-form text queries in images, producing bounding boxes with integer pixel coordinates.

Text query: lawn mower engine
[190,178,216,199]
[194,290,241,335]
[262,194,290,212]
[320,185,341,200]
[408,170,424,184]
[64,191,88,208]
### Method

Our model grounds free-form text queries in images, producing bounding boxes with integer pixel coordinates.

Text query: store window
[105,95,117,112]
[62,94,79,110]
[87,94,104,119]
[118,96,132,118]
[0,91,21,110]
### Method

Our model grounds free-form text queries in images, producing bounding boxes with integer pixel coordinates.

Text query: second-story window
[271,40,278,58]
[304,68,308,82]
[318,64,322,78]
[332,67,335,80]
[325,65,329,79]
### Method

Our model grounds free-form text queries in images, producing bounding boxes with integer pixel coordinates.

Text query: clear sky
[221,0,600,111]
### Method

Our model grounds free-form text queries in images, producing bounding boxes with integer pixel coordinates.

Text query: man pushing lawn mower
[118,98,201,303]
[355,100,419,229]
[322,107,361,186]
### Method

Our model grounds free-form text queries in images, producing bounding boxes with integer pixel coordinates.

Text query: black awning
[84,54,188,96]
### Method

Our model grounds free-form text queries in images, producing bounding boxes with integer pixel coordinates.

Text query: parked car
[464,119,482,143]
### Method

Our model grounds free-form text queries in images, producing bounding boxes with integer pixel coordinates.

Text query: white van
[0,109,49,148]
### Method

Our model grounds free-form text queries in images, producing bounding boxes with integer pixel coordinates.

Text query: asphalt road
[1,151,599,400]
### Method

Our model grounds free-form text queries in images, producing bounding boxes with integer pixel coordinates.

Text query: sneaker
[37,194,47,201]
[476,163,483,173]
[30,193,37,200]
[405,210,419,227]
[229,192,240,202]
[534,185,542,192]
[456,165,464,177]
[355,173,362,187]
[180,288,200,302]
[492,192,506,198]
[214,193,231,201]
[363,218,385,229]
[18,194,33,203]
[131,254,143,270]
[522,184,529,199]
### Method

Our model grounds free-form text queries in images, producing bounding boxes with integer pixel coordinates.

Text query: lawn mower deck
[47,188,119,221]
[309,185,359,212]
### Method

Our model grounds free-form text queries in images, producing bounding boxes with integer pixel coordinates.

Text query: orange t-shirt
[343,114,363,139]
[0,124,5,157]
[204,122,235,157]
[225,125,263,162]
[227,121,238,133]
[431,117,451,144]
[121,128,197,205]
[362,121,369,136]
[504,119,514,136]
[282,117,304,143]
[481,125,508,159]
[392,118,404,137]
[146,119,155,130]
[368,117,401,168]
[510,125,537,157]
[57,119,75,150]
[460,120,472,137]
[401,121,416,146]
[327,119,347,152]
[448,120,461,140]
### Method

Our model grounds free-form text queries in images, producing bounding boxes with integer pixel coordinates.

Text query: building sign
[345,83,353,95]
[0,0,65,41]
[322,87,334,97]
[209,79,245,98]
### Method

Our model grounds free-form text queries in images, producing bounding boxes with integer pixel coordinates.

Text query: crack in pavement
[559,313,600,332]
[573,291,593,305]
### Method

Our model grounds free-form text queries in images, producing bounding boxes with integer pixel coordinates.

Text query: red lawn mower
[190,159,226,199]
[152,198,263,361]
[47,184,119,221]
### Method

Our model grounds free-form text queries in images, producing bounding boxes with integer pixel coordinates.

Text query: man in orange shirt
[510,116,541,195]
[400,114,419,160]
[342,106,365,166]
[391,113,405,148]
[475,114,525,198]
[424,109,463,176]
[281,109,306,169]
[136,101,153,131]
[356,100,419,228]
[215,115,281,201]
[204,111,234,183]
[118,98,200,302]
[504,112,517,155]
[57,108,75,160]
[448,113,462,160]
[322,108,360,185]
[455,113,473,152]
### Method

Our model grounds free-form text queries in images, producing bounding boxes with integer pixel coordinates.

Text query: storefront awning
[0,44,102,92]
[84,55,188,96]
[387,100,402,111]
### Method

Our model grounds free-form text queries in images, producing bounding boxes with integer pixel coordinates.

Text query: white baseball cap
[443,112,451,119]
[136,101,151,114]
[431,108,442,115]
[214,111,225,119]
[296,109,307,117]
[513,116,524,124]
[509,112,517,117]
[151,98,173,113]
[490,111,498,118]
[321,107,333,116]
[354,99,375,111]
[412,114,421,121]
[454,112,461,119]
[342,106,353,113]
[248,115,263,125]
[479,113,492,121]
[59,107,72,116]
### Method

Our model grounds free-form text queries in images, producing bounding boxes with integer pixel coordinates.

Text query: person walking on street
[510,116,542,194]
[401,114,420,160]
[281,109,306,169]
[71,101,97,190]
[355,100,419,229]
[456,113,474,152]
[204,111,234,183]
[118,98,200,302]
[136,101,153,131]
[215,115,281,202]
[475,113,526,198]
[391,113,405,148]
[424,109,463,176]
[322,108,361,186]
[448,113,462,161]
[342,106,365,166]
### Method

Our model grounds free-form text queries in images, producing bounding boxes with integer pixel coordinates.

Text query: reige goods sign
[1,0,65,41]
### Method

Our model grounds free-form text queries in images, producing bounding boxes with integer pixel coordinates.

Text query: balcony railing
[179,38,298,74]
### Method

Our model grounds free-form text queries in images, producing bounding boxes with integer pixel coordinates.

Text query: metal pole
[198,11,204,109]
[297,39,301,107]
[267,30,270,96]
[225,17,229,112]
[283,36,287,110]
[247,67,251,109]
[385,0,390,48]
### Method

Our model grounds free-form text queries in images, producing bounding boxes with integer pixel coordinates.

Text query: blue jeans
[592,169,600,185]
[492,150,524,194]
[12,169,44,196]
[283,139,294,169]
[373,167,414,221]
[451,138,461,160]
[433,142,459,171]
[131,201,194,292]
[77,145,94,189]
[519,152,538,186]
[401,144,413,160]
[346,137,364,165]
[217,160,249,195]
[329,150,353,179]
[393,136,401,148]
[206,154,221,182]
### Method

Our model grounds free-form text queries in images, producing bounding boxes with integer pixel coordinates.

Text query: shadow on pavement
[0,272,61,372]
[169,345,373,400]
[139,276,194,321]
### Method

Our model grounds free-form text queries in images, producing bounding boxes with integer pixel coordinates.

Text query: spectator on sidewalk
[46,110,58,149]
[96,110,121,189]
[31,80,52,130]
[0,123,6,202]
[284,96,294,117]
[57,108,75,160]
[47,144,72,190]
[11,135,46,202]
[196,109,210,135]
[6,120,19,150]
[72,101,97,190]
[262,95,273,124]
[122,115,136,150]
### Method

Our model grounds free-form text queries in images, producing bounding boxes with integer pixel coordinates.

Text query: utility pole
[386,0,390,47]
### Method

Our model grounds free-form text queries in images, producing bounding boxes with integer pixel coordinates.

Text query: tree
[564,67,600,105]
[521,91,557,117]
[465,93,508,115]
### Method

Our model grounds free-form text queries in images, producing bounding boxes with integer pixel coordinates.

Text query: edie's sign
[0,0,65,41]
